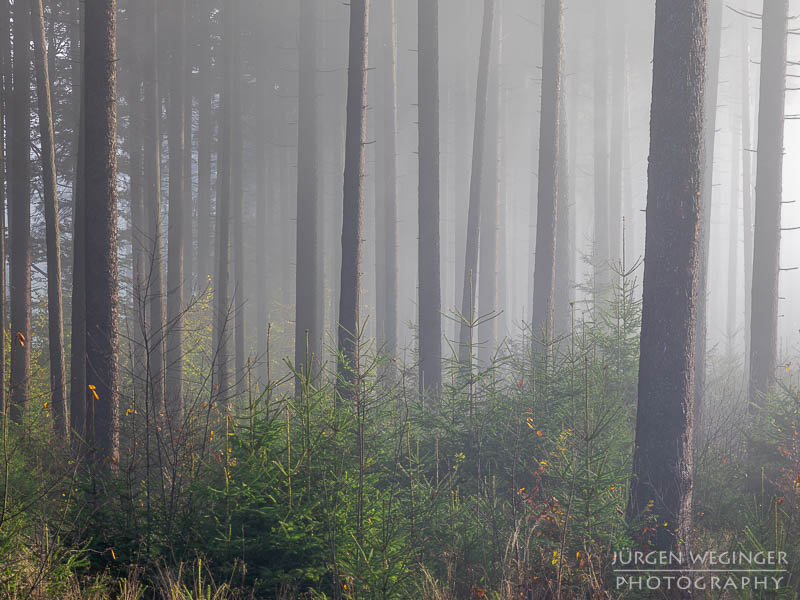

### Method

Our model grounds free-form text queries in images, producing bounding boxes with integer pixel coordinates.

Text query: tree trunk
[553,71,571,339]
[592,1,609,296]
[608,1,626,271]
[232,2,245,399]
[295,0,320,391]
[213,0,234,398]
[0,0,8,419]
[749,0,787,407]
[166,0,186,420]
[741,18,753,375]
[182,5,193,302]
[31,0,68,439]
[336,0,369,404]
[531,0,562,353]
[727,107,739,356]
[84,0,120,465]
[627,0,706,554]
[69,0,87,443]
[457,0,495,366]
[196,4,213,290]
[143,0,165,411]
[693,0,722,415]
[9,0,31,423]
[375,0,398,366]
[255,14,269,391]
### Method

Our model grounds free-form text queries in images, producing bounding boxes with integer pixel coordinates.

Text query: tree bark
[592,1,609,295]
[0,0,8,419]
[627,0,706,555]
[255,12,270,391]
[553,66,571,339]
[727,106,739,356]
[457,0,495,365]
[9,0,31,423]
[693,0,722,415]
[608,0,626,271]
[749,0,787,407]
[31,0,68,439]
[196,4,213,290]
[336,0,369,404]
[166,0,186,420]
[531,0,562,353]
[295,0,320,391]
[232,2,245,399]
[84,0,120,466]
[741,18,753,374]
[182,4,193,302]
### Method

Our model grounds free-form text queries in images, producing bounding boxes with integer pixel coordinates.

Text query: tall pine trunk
[196,5,213,289]
[232,2,245,399]
[9,0,31,423]
[31,0,68,439]
[0,0,8,419]
[84,0,120,465]
[694,0,722,415]
[627,0,706,554]
[255,13,269,390]
[741,18,753,375]
[553,88,571,338]
[166,0,186,420]
[336,0,369,403]
[608,2,626,271]
[592,1,609,295]
[457,0,495,365]
[295,0,320,391]
[727,107,739,356]
[749,0,787,407]
[530,0,562,353]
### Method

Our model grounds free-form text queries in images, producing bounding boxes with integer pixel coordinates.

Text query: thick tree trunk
[295,0,320,391]
[457,0,495,365]
[196,5,213,290]
[418,0,442,396]
[143,0,165,411]
[592,1,609,296]
[336,0,369,403]
[9,0,31,423]
[31,0,68,439]
[375,0,398,365]
[69,0,87,443]
[531,0,562,353]
[694,0,722,415]
[749,0,787,407]
[627,0,706,555]
[553,76,571,339]
[166,0,186,420]
[84,0,120,465]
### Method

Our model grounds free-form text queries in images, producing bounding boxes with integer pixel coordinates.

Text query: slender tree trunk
[608,1,626,271]
[741,18,753,374]
[9,0,31,423]
[336,0,369,403]
[592,1,609,296]
[31,0,68,439]
[182,5,193,302]
[694,0,722,415]
[84,0,120,466]
[375,0,398,365]
[457,0,495,365]
[727,108,739,356]
[143,0,165,411]
[166,0,186,420]
[749,0,787,407]
[0,0,8,419]
[627,0,706,554]
[213,0,234,398]
[196,5,213,289]
[255,19,269,390]
[295,0,320,390]
[531,0,562,353]
[69,0,87,442]
[232,2,245,399]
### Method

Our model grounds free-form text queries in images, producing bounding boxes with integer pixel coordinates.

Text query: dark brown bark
[84,0,120,465]
[627,0,706,554]
[9,0,31,423]
[457,0,495,365]
[295,0,320,391]
[31,0,68,439]
[375,0,398,364]
[336,0,369,403]
[749,0,787,407]
[166,0,186,420]
[693,0,721,415]
[531,0,562,352]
